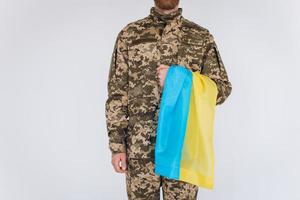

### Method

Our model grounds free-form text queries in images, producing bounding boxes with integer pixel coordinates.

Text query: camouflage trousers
[125,157,198,200]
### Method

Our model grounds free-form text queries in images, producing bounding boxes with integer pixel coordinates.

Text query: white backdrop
[1,0,300,199]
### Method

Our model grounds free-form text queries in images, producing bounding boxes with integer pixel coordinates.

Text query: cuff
[109,141,126,154]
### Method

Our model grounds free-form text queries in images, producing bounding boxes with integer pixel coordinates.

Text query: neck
[154,5,179,15]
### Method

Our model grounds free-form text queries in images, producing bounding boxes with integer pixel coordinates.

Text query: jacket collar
[149,6,183,23]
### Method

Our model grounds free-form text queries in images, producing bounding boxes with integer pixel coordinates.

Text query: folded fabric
[154,64,218,189]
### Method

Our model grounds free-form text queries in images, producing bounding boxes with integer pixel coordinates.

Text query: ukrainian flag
[154,64,218,189]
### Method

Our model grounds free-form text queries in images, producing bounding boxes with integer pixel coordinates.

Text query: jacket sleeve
[201,33,232,105]
[105,30,129,154]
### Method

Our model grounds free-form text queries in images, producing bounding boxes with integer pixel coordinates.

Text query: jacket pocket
[126,118,157,158]
[178,33,206,70]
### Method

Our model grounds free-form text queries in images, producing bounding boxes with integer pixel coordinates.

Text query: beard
[154,0,179,10]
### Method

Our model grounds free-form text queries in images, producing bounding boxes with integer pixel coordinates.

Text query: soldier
[105,0,232,199]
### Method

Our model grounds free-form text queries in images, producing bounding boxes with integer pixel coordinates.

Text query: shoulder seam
[181,17,210,33]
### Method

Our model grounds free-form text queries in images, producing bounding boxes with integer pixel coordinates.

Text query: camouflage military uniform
[105,6,232,199]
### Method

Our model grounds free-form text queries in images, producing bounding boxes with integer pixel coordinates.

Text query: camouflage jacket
[105,7,232,158]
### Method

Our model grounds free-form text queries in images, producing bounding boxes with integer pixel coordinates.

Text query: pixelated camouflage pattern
[125,158,198,200]
[105,7,232,157]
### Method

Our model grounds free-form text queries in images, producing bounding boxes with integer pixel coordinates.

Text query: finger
[160,78,164,87]
[157,65,169,70]
[157,66,168,72]
[159,69,168,77]
[120,157,127,172]
[160,64,169,68]
[112,158,122,173]
[157,72,162,79]
[157,68,167,75]
[157,68,169,75]
[158,73,162,79]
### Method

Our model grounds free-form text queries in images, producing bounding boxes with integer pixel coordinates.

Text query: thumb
[120,156,127,171]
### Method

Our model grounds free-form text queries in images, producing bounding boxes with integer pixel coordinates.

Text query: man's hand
[111,153,127,173]
[156,64,170,88]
